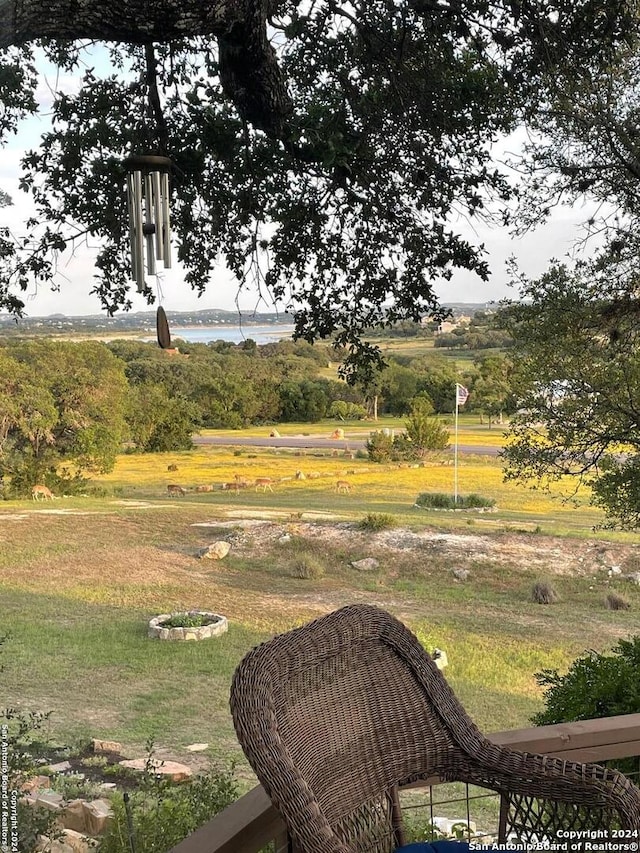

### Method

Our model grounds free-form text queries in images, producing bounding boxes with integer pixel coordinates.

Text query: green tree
[404,397,449,456]
[470,354,515,426]
[0,3,631,373]
[0,340,128,492]
[498,262,640,528]
[279,380,329,422]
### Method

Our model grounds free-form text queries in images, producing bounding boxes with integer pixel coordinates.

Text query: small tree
[405,397,449,456]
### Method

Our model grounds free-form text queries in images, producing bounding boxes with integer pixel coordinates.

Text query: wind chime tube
[132,170,145,292]
[161,171,172,268]
[126,173,138,284]
[144,173,156,276]
[152,170,163,261]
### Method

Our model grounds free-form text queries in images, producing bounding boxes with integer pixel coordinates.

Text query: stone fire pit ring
[148,611,228,641]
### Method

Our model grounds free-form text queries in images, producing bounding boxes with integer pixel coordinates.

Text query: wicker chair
[230,604,640,852]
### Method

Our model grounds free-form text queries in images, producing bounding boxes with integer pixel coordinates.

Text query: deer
[167,463,178,472]
[195,484,214,492]
[167,484,187,496]
[234,475,251,489]
[255,477,274,493]
[32,484,54,501]
[335,480,351,494]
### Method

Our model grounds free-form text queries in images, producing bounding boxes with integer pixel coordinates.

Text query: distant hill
[0,307,294,335]
[0,302,500,336]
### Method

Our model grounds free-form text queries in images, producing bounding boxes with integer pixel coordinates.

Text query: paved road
[193,434,501,456]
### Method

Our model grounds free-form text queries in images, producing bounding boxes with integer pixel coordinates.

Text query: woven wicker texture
[230,604,640,852]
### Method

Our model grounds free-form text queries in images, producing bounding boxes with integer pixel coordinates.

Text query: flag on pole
[456,385,469,406]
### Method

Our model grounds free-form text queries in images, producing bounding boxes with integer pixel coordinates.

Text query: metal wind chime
[124,154,173,292]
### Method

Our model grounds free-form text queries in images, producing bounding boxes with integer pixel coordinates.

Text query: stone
[47,760,72,773]
[62,800,89,834]
[92,739,122,754]
[21,774,51,793]
[82,799,114,836]
[185,743,209,752]
[453,568,470,581]
[118,758,193,783]
[350,558,380,572]
[609,565,622,575]
[198,541,231,560]
[60,829,95,853]
[278,534,291,543]
[34,791,65,811]
[36,835,75,853]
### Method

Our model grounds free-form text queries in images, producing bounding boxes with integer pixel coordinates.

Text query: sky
[0,51,599,320]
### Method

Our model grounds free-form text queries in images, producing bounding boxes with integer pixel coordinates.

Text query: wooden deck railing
[169,713,640,853]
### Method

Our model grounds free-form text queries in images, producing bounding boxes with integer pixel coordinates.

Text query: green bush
[532,636,640,726]
[415,492,495,509]
[358,513,398,531]
[366,431,395,463]
[98,760,239,853]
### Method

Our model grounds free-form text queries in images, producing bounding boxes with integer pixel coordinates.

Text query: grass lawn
[1,443,639,780]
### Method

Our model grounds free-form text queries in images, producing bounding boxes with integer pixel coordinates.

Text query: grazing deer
[335,480,351,494]
[167,463,178,472]
[167,484,187,496]
[32,484,54,501]
[234,475,251,489]
[255,477,274,493]
[195,484,214,492]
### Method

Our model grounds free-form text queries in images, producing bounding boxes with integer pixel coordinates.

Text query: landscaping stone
[82,799,114,835]
[21,774,51,793]
[36,834,75,853]
[60,829,94,853]
[62,800,89,834]
[47,760,72,773]
[34,791,65,811]
[118,758,193,782]
[198,541,231,560]
[92,739,122,754]
[350,558,380,571]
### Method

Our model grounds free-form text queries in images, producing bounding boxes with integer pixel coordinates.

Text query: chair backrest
[230,604,487,853]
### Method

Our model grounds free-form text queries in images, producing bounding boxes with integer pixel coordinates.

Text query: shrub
[604,593,631,611]
[531,581,558,604]
[415,492,456,509]
[366,430,395,463]
[359,513,398,531]
[291,555,326,579]
[415,492,495,510]
[532,638,640,773]
[99,755,239,853]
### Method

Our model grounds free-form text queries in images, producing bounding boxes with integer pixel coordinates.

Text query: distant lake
[142,324,295,345]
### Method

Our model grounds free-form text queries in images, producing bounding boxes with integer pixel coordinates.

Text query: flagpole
[454,384,459,504]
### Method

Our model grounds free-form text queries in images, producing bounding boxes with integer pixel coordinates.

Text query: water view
[142,324,295,345]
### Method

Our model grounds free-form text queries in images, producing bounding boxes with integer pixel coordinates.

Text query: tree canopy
[498,261,640,529]
[0,1,636,373]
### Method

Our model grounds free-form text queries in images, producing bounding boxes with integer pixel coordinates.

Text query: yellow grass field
[92,443,615,537]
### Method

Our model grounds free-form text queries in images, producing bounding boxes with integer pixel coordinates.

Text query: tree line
[0,335,515,497]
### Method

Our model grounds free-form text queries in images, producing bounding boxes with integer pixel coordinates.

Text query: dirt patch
[194,518,640,577]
